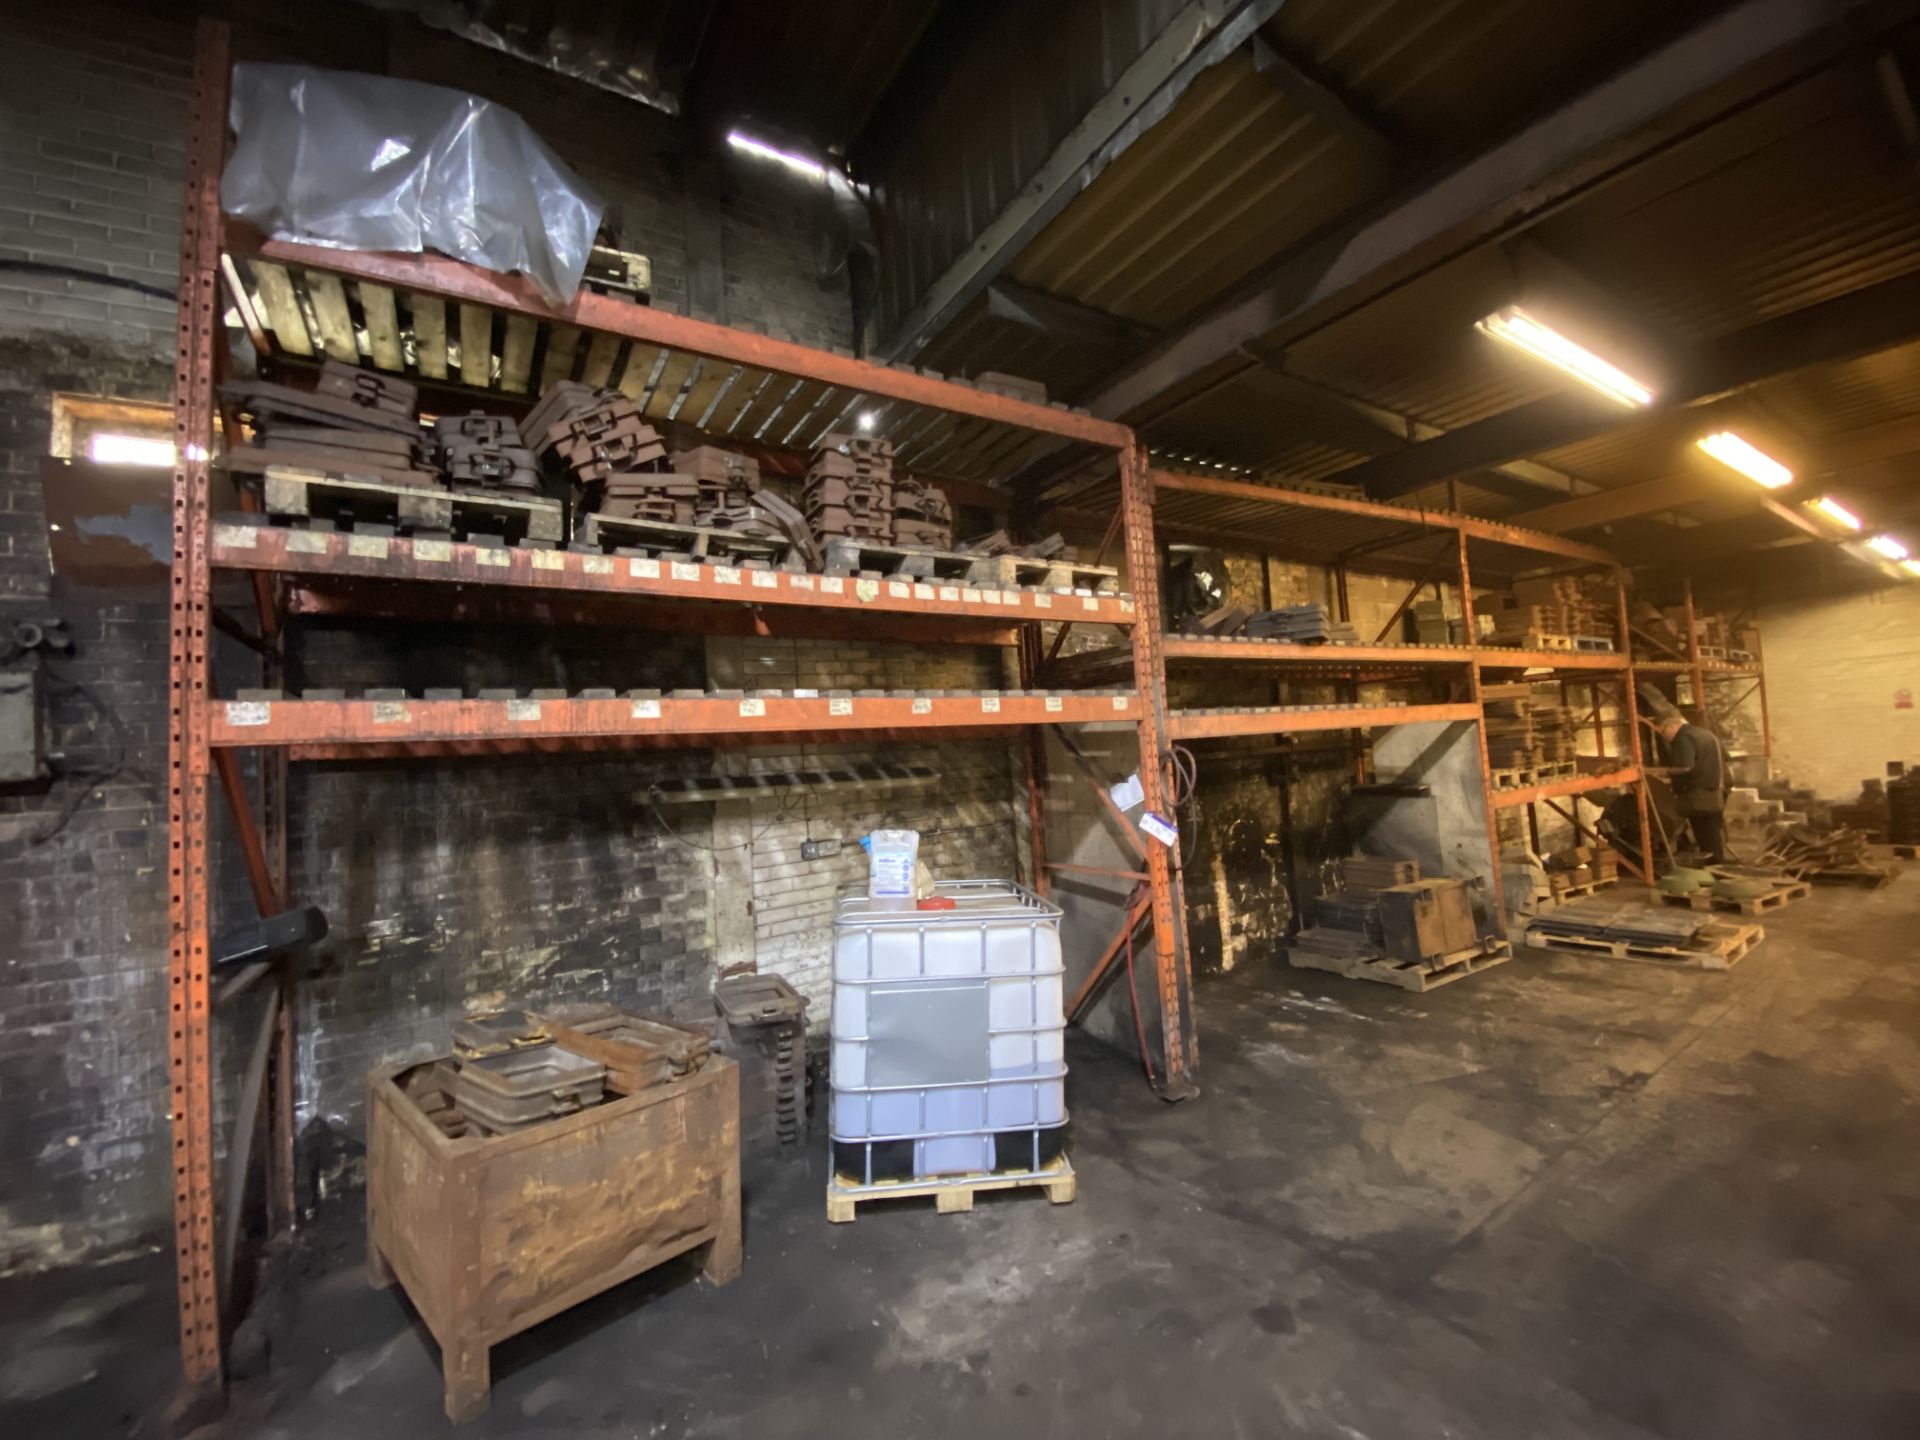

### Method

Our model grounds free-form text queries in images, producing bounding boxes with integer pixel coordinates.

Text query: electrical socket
[800,838,843,861]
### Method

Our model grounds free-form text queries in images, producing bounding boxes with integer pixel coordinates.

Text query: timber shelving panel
[166,16,1194,1404]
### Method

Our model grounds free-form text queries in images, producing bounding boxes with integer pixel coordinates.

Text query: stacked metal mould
[829,881,1066,1184]
[890,476,953,549]
[432,411,540,497]
[805,432,894,544]
[524,379,681,520]
[223,359,437,487]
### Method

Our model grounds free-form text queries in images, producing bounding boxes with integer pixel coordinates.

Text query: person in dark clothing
[1656,715,1729,863]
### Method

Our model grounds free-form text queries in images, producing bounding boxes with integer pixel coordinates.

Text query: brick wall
[0,6,188,359]
[0,1,892,1269]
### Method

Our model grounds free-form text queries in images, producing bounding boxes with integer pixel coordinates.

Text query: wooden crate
[367,1056,740,1422]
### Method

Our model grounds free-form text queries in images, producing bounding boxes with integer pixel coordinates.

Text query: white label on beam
[372,701,410,724]
[911,697,932,714]
[532,550,565,571]
[632,699,661,719]
[820,576,845,594]
[348,535,389,560]
[830,696,852,716]
[475,548,509,568]
[214,524,257,548]
[671,561,699,582]
[1045,696,1064,712]
[739,698,766,717]
[630,557,662,579]
[507,699,541,722]
[414,539,451,563]
[752,570,779,589]
[225,701,270,727]
[714,565,742,585]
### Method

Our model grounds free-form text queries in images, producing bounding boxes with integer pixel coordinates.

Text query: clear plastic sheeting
[222,63,603,304]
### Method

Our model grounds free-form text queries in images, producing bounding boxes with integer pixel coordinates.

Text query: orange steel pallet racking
[1048,469,1657,931]
[166,16,1194,1401]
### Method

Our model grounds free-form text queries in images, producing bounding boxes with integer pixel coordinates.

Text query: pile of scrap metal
[1526,899,1710,949]
[1756,822,1893,885]
[804,432,893,544]
[1179,600,1357,643]
[224,359,439,488]
[525,380,680,520]
[410,1006,712,1139]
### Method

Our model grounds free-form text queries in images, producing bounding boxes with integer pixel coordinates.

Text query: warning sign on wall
[1898,689,1914,711]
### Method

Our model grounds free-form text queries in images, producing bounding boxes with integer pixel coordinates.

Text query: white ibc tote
[829,881,1067,1181]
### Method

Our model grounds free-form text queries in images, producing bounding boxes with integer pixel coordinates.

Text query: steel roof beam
[1086,0,1856,423]
[1339,266,1920,498]
[874,0,1287,363]
[985,279,1157,351]
[1248,33,1403,166]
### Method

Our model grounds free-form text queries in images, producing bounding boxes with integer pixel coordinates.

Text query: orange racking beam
[229,234,1134,453]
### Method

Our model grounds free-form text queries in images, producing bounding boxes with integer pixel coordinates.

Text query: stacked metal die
[890,475,953,549]
[432,411,540,496]
[523,380,680,520]
[804,432,894,544]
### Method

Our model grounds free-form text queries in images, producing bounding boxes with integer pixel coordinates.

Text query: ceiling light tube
[1475,306,1654,407]
[1866,533,1910,561]
[1696,431,1792,489]
[1901,559,1920,579]
[1809,495,1863,531]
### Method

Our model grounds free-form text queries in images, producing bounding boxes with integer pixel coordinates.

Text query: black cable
[28,674,131,845]
[0,259,177,304]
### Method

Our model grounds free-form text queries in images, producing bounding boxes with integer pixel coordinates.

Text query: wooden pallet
[1804,865,1897,889]
[1523,919,1763,971]
[1490,761,1577,791]
[1487,631,1574,652]
[1288,939,1513,992]
[825,1154,1075,1223]
[821,536,1118,593]
[260,465,564,545]
[1656,880,1810,917]
[1549,874,1620,901]
[1571,635,1618,653]
[573,511,794,564]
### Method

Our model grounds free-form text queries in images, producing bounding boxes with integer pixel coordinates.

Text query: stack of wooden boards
[1481,573,1615,650]
[1633,601,1759,663]
[1482,682,1579,780]
[1287,856,1508,990]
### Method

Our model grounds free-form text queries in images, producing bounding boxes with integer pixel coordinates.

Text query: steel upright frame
[1119,469,1656,924]
[167,16,1196,1391]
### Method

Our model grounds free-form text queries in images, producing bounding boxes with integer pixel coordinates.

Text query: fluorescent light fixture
[1809,495,1863,531]
[1475,306,1654,407]
[88,432,173,466]
[1901,559,1920,579]
[1696,431,1792,489]
[1866,533,1909,561]
[726,130,826,184]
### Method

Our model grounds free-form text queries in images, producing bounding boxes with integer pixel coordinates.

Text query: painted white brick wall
[1758,582,1920,798]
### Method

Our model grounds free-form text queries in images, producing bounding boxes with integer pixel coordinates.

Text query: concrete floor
[7,875,1919,1439]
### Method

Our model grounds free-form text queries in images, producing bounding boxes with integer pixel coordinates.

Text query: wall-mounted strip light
[726,130,827,184]
[1865,533,1910,561]
[1696,431,1792,489]
[1809,495,1863,531]
[1475,306,1654,407]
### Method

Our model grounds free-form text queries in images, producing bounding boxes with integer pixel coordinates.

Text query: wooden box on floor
[366,1055,742,1422]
